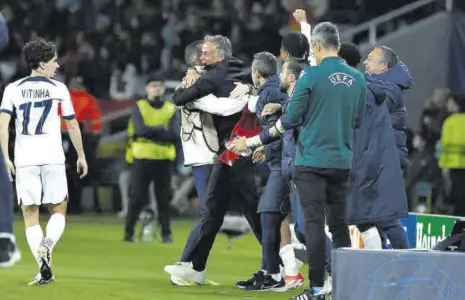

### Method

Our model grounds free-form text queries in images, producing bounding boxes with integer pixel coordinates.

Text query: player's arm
[172,76,216,106]
[294,9,317,66]
[188,94,249,116]
[62,86,87,178]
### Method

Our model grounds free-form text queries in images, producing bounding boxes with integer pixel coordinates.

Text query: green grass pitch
[0,216,309,300]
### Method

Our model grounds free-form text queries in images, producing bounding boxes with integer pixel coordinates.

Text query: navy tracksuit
[255,75,289,275]
[0,149,13,235]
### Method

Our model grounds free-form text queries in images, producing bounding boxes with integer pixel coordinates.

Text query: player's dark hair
[23,37,57,70]
[338,42,362,68]
[281,32,310,61]
[184,40,203,67]
[253,52,278,79]
[286,58,309,78]
[374,45,398,69]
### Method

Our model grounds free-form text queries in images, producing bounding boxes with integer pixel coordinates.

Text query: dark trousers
[180,164,212,262]
[358,219,410,249]
[293,166,351,288]
[0,152,13,234]
[451,169,465,217]
[186,158,262,272]
[125,159,173,238]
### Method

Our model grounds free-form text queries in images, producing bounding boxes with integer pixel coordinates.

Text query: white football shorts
[15,164,68,206]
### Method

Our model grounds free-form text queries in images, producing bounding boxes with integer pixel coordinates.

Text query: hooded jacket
[365,61,413,168]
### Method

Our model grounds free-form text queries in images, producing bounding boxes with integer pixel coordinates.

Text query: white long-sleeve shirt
[180,94,250,166]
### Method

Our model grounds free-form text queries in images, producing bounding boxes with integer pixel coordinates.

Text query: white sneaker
[170,275,197,286]
[164,262,206,284]
[322,275,332,294]
[28,273,55,286]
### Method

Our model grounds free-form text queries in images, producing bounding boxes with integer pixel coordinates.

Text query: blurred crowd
[406,89,465,216]
[0,0,426,101]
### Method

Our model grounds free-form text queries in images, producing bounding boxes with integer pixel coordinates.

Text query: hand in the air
[293,9,307,23]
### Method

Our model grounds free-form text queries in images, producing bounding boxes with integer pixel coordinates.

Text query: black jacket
[172,57,246,151]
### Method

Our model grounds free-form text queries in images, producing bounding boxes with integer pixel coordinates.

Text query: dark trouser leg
[187,161,232,272]
[261,212,284,274]
[325,169,351,250]
[292,180,333,273]
[451,169,465,217]
[231,158,262,244]
[376,219,409,249]
[152,160,173,236]
[0,153,13,235]
[180,164,212,262]
[293,166,327,288]
[124,159,151,239]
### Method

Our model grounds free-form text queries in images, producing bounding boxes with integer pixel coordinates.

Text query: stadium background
[1,0,465,299]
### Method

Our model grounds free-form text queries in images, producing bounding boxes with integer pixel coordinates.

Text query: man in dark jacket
[363,46,413,168]
[164,35,262,284]
[363,46,412,249]
[235,52,291,291]
[348,81,409,249]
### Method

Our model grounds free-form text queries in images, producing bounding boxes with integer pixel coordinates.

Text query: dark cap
[146,73,165,85]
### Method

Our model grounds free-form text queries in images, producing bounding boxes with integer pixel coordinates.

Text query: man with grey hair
[165,35,263,285]
[241,22,366,300]
[363,46,412,250]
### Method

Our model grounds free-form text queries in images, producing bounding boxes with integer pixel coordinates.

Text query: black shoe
[236,270,265,290]
[289,289,326,300]
[123,235,134,242]
[0,238,21,268]
[162,234,173,244]
[255,275,287,292]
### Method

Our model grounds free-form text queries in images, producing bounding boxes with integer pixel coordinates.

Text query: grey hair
[311,22,340,51]
[204,35,232,59]
[374,45,398,69]
[252,52,278,79]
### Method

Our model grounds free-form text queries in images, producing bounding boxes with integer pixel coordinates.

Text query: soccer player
[0,37,88,285]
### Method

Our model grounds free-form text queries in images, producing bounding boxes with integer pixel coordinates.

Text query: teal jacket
[280,56,367,169]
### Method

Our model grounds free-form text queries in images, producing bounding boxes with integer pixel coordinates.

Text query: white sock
[279,244,298,276]
[271,273,282,281]
[261,269,268,275]
[361,227,382,249]
[25,225,44,266]
[45,214,66,251]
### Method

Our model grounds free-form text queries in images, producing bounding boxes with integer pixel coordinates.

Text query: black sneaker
[256,275,287,292]
[0,238,21,268]
[162,234,173,244]
[289,289,326,300]
[236,270,265,290]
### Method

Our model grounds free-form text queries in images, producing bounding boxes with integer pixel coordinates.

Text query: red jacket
[59,90,103,133]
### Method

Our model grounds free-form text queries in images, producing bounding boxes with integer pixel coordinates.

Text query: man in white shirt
[0,37,88,285]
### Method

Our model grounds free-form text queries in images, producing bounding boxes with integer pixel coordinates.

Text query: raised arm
[293,9,317,66]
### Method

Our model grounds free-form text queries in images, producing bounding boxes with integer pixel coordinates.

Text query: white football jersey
[0,76,75,167]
